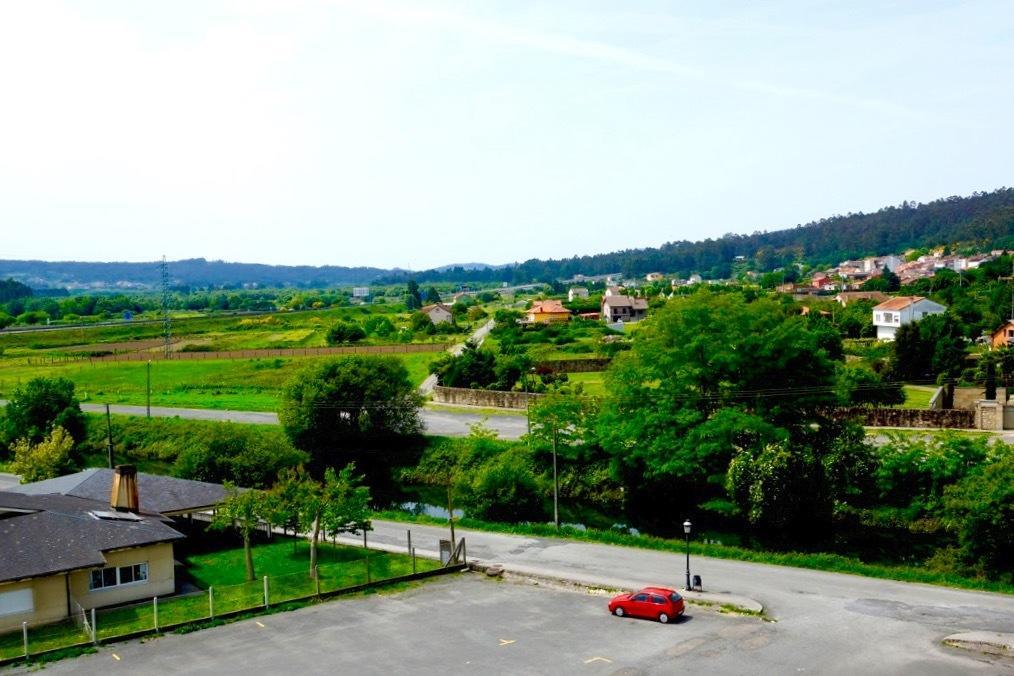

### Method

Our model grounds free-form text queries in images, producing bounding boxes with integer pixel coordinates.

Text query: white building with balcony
[872,296,946,341]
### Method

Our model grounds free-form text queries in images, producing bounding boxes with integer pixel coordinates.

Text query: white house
[568,287,589,302]
[872,296,946,340]
[420,303,453,324]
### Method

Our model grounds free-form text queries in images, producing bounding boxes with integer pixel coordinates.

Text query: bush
[941,451,1013,578]
[326,321,366,345]
[462,450,545,523]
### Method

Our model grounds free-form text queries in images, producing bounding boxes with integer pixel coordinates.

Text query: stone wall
[432,385,544,410]
[833,407,976,429]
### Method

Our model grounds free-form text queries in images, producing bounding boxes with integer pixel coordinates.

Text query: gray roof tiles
[0,491,183,583]
[10,468,229,515]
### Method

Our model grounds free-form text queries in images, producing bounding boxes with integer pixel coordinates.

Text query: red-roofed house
[873,296,946,340]
[526,300,571,324]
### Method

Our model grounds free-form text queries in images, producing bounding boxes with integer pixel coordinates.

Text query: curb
[942,632,1014,658]
[468,562,765,615]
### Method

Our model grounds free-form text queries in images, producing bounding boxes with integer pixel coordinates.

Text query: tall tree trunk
[309,513,321,579]
[243,530,255,582]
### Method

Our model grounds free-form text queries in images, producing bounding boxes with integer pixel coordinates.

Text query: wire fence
[0,548,448,663]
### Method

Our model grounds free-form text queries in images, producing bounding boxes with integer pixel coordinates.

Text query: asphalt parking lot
[17,573,1006,675]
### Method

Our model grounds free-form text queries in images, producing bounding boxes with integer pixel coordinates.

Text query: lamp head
[683,519,692,535]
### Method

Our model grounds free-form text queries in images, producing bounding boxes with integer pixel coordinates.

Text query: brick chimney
[110,464,140,513]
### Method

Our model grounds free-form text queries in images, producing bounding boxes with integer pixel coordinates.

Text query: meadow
[0,353,437,411]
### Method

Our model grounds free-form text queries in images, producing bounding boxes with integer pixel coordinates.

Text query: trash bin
[692,575,703,592]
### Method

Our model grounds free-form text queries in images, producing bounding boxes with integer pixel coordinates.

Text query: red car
[608,587,685,623]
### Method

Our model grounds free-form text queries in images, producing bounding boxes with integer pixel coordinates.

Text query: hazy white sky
[1,1,1011,270]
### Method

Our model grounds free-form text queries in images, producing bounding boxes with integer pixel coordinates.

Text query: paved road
[67,402,528,439]
[342,520,1014,667]
[21,575,1006,675]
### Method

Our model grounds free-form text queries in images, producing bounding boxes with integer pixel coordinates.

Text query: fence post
[407,529,412,557]
[365,556,371,584]
[315,567,321,598]
[263,576,270,608]
[154,596,159,632]
[22,622,28,659]
[91,608,97,644]
[209,586,214,619]
[412,547,417,574]
[462,538,467,565]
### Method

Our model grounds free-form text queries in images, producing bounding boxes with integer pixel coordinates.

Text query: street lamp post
[683,519,692,591]
[146,360,152,418]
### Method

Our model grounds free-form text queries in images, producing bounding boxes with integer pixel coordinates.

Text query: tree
[363,315,395,337]
[325,321,366,345]
[173,426,307,489]
[429,341,496,388]
[272,465,371,578]
[10,426,75,482]
[888,314,966,382]
[405,281,422,310]
[2,377,86,450]
[404,437,473,545]
[423,287,442,304]
[210,483,269,582]
[278,356,423,475]
[597,290,849,534]
[835,364,905,407]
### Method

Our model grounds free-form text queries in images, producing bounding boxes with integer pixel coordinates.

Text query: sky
[1,1,1012,270]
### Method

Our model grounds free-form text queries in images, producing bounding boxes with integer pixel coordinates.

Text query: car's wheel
[614,607,625,617]
[658,612,669,624]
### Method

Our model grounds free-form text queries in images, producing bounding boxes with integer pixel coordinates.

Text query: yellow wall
[530,311,570,323]
[69,543,176,611]
[0,542,175,634]
[0,575,68,632]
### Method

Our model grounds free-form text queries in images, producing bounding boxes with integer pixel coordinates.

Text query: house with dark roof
[601,293,648,323]
[0,466,184,632]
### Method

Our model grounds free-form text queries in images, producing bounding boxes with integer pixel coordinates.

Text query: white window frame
[88,562,149,591]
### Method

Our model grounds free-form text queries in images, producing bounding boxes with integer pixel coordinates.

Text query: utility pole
[146,360,151,418]
[105,404,114,468]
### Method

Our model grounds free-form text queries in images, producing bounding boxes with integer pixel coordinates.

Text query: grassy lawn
[0,353,436,411]
[0,538,439,661]
[566,371,606,397]
[902,384,937,409]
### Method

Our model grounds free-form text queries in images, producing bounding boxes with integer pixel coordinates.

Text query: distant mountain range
[4,188,1013,291]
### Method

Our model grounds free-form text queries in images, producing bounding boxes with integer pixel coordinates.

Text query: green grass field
[0,353,436,411]
[902,385,937,409]
[565,371,606,397]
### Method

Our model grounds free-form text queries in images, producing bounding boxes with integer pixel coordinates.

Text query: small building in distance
[567,287,589,302]
[526,300,571,324]
[420,303,453,324]
[645,272,664,282]
[601,293,648,323]
[872,296,946,341]
[991,320,1014,349]
[352,287,370,299]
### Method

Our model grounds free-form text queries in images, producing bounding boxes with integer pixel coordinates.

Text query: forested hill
[0,258,395,290]
[391,188,1014,284]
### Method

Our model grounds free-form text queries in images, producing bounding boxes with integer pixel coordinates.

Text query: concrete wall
[975,400,1005,431]
[69,543,176,611]
[432,385,543,410]
[0,575,68,632]
[834,407,976,429]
